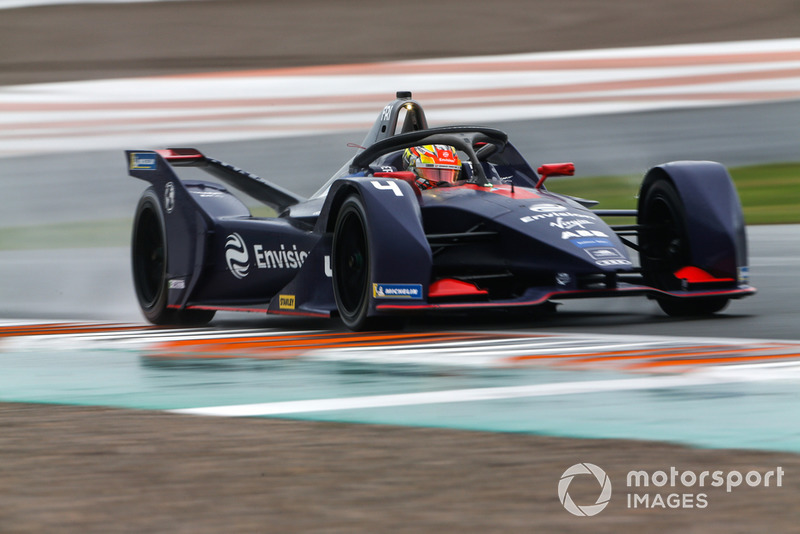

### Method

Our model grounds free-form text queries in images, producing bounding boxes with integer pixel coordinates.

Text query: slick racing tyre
[131,188,215,326]
[332,195,373,330]
[331,195,395,331]
[638,178,728,316]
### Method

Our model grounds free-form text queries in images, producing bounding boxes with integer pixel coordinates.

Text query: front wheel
[638,178,729,317]
[331,196,374,330]
[656,297,729,317]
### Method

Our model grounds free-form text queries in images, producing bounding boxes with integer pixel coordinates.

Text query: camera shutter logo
[558,463,612,516]
[225,233,250,279]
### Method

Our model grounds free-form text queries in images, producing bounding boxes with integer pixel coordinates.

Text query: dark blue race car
[126,91,755,330]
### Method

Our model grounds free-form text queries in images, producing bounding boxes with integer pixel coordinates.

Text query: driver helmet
[403,145,462,189]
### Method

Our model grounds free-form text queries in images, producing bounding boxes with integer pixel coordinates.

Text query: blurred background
[1,0,799,321]
[1,3,800,533]
[3,0,799,85]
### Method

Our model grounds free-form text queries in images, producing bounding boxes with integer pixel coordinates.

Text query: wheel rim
[641,186,690,289]
[133,205,165,309]
[334,207,368,319]
[646,197,684,267]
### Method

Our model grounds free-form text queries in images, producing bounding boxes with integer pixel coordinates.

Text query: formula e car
[126,91,755,330]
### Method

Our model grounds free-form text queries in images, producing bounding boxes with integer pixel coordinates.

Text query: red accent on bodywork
[156,148,205,161]
[429,279,489,298]
[169,304,265,313]
[267,309,330,318]
[375,285,756,312]
[171,304,329,318]
[373,171,417,181]
[373,171,421,197]
[455,183,540,199]
[674,266,735,283]
[536,162,575,189]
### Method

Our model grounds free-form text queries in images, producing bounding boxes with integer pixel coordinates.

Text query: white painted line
[2,39,799,157]
[0,0,201,9]
[303,341,671,368]
[169,373,743,417]
[0,327,318,351]
[696,361,800,381]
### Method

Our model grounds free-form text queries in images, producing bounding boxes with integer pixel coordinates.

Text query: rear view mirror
[535,162,575,189]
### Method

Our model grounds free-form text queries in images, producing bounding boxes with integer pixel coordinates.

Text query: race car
[126,91,755,330]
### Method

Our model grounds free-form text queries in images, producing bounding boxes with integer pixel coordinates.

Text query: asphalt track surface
[2,1,800,533]
[1,223,797,341]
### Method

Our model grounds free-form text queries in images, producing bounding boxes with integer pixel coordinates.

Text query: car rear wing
[128,148,306,213]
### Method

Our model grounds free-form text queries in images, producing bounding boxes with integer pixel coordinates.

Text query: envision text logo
[558,463,612,517]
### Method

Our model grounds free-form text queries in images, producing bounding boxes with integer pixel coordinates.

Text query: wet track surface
[2,320,800,453]
[1,225,799,453]
[1,224,797,337]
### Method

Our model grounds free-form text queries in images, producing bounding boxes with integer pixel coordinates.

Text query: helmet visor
[417,166,461,184]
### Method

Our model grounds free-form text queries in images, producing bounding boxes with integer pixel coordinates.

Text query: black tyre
[173,306,216,326]
[638,179,728,317]
[331,196,373,330]
[131,189,215,326]
[331,195,401,331]
[656,297,728,317]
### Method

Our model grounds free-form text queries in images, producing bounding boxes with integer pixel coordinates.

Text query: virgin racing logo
[224,233,309,278]
[549,216,594,230]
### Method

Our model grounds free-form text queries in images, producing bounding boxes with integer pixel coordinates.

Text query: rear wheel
[638,179,728,316]
[131,189,215,325]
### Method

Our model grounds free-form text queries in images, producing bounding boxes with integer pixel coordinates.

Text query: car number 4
[370,180,403,197]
